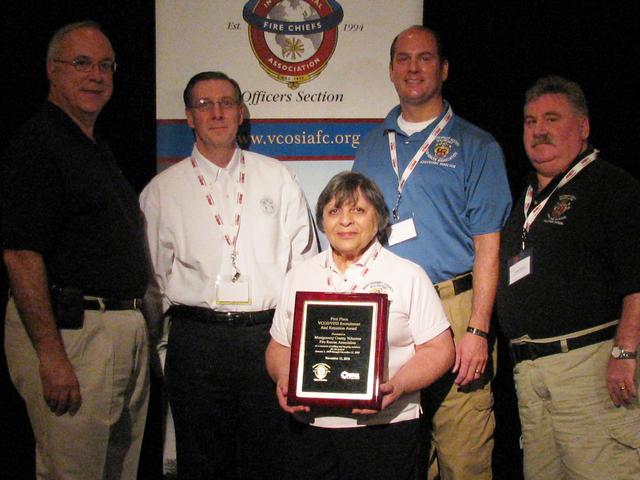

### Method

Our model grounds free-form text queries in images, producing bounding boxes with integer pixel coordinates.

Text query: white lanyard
[521,150,597,250]
[325,242,381,293]
[190,151,247,280]
[387,105,454,220]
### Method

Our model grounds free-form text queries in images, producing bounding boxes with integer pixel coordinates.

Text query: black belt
[84,298,142,311]
[167,305,275,326]
[434,272,473,299]
[510,324,616,364]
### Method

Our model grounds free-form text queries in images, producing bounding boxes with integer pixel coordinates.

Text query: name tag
[216,275,251,304]
[387,218,417,246]
[508,249,532,285]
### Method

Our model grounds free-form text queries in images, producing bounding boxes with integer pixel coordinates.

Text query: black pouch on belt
[51,285,85,329]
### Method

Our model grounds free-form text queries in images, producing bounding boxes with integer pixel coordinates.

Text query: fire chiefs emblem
[243,0,343,89]
[426,136,459,163]
[434,142,451,158]
[545,194,576,225]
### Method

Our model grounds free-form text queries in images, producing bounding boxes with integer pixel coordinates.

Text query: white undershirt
[396,113,436,136]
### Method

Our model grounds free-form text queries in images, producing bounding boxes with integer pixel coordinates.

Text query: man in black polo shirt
[496,76,640,479]
[2,21,149,479]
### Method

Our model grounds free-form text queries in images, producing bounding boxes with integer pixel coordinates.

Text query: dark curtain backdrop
[1,1,638,479]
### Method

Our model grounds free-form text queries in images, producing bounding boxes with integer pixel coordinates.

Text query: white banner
[156,0,421,472]
[157,0,421,212]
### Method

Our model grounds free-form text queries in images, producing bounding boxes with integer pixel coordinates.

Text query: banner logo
[243,0,344,89]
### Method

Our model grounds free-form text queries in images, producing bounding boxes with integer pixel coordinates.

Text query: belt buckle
[224,311,241,326]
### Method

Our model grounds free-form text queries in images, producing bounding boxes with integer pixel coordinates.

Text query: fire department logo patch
[424,137,460,164]
[243,0,343,89]
[260,196,276,214]
[544,194,575,225]
[362,281,393,294]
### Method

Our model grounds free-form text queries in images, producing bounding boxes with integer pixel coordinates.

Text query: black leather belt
[510,324,616,364]
[434,272,473,299]
[84,298,142,311]
[167,305,275,326]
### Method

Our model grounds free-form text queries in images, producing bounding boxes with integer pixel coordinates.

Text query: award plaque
[288,291,388,409]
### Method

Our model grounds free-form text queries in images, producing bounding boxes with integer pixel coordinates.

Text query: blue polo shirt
[353,103,512,283]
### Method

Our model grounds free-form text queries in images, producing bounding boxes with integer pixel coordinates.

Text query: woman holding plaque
[266,171,454,479]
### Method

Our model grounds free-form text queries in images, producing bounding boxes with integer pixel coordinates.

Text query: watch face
[612,346,622,358]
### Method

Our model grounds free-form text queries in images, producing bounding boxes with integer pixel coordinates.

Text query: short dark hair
[183,71,242,108]
[525,75,589,117]
[389,25,447,65]
[316,171,389,241]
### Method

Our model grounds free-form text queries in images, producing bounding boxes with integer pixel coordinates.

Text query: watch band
[611,345,638,360]
[466,326,489,339]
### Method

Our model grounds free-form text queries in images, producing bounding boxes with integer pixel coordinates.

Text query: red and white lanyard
[325,242,382,293]
[190,151,247,280]
[521,150,597,250]
[387,105,454,220]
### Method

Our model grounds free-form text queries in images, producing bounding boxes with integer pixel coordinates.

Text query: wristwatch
[611,345,637,360]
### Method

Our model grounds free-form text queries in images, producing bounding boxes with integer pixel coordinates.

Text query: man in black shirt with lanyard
[497,76,640,479]
[2,21,149,479]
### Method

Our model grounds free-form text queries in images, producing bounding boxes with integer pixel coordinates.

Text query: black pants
[166,317,291,480]
[286,417,420,480]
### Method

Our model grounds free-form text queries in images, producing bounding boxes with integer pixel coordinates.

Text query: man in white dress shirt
[140,71,318,480]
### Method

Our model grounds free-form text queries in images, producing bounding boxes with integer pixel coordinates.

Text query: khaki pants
[5,298,150,480]
[424,287,495,480]
[514,339,640,480]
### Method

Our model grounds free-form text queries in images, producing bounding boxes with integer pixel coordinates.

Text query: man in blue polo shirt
[353,25,511,479]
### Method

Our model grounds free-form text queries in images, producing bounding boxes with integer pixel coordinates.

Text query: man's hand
[39,350,82,415]
[3,249,82,415]
[452,332,488,386]
[606,358,637,407]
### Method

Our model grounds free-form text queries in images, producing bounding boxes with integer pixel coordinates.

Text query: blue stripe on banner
[156,120,381,160]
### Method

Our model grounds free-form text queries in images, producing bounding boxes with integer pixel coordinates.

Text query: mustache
[531,134,554,147]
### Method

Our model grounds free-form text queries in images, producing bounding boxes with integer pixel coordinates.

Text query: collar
[527,146,596,198]
[321,239,382,272]
[44,101,106,147]
[383,100,453,138]
[191,145,241,181]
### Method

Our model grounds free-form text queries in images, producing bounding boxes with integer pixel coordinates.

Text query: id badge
[216,275,251,304]
[508,249,532,285]
[387,217,418,246]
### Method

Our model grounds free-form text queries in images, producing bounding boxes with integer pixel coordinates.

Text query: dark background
[1,1,638,478]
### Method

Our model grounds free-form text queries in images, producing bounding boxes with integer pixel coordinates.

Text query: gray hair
[46,21,112,64]
[525,75,589,117]
[316,171,389,241]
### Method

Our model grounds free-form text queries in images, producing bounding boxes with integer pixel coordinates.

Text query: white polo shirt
[271,240,450,428]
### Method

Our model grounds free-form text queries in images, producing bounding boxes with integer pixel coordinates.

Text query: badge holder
[508,249,532,285]
[216,274,251,305]
[387,215,418,246]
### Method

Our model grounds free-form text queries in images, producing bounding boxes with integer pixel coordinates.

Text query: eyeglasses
[53,56,117,73]
[190,98,239,111]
